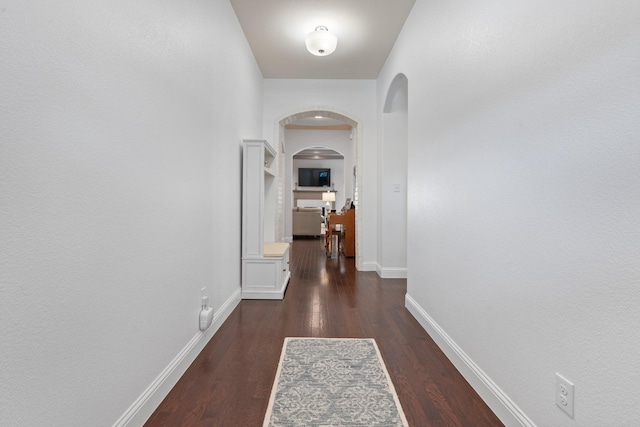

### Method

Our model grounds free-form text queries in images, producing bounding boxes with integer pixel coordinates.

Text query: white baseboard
[360,261,377,272]
[113,288,242,427]
[405,294,536,427]
[376,265,407,279]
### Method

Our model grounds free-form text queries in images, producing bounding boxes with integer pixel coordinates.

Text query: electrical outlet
[555,373,574,418]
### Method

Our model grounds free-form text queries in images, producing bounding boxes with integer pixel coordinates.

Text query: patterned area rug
[263,338,409,427]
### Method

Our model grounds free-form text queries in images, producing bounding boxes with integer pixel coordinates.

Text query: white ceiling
[230,0,416,79]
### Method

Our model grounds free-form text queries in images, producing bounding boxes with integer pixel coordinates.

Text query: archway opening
[274,108,363,269]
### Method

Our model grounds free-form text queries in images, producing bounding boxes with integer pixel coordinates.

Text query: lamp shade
[305,26,337,56]
[322,191,336,202]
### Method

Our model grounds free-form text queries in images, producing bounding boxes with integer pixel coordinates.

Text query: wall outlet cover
[555,373,574,418]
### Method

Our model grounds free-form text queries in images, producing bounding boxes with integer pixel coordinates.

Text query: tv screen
[298,168,331,187]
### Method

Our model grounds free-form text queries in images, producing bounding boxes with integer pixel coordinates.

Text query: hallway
[145,239,502,426]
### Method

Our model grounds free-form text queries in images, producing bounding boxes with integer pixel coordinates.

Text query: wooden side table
[325,210,355,257]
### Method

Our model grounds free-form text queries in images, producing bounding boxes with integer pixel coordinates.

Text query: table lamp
[322,191,335,213]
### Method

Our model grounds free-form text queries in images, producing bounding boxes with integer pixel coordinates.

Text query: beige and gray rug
[263,337,409,427]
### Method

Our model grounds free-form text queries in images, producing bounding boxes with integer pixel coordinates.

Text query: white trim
[113,288,242,427]
[360,261,377,272]
[405,294,537,427]
[241,271,290,300]
[376,265,407,279]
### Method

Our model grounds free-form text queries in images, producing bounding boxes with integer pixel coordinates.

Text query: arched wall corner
[378,73,409,279]
[272,107,364,271]
[383,73,409,114]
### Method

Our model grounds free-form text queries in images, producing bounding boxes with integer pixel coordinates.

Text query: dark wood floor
[145,239,503,427]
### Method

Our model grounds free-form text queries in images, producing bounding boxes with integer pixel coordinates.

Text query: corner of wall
[113,288,242,427]
[404,294,536,427]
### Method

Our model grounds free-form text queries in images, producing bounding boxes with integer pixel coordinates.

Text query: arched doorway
[274,108,363,269]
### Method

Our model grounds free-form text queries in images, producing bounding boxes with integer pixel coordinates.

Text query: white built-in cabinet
[241,139,290,299]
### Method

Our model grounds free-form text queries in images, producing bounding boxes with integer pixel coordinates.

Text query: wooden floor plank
[145,238,503,427]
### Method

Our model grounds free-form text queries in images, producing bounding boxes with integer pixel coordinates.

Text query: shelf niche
[241,139,290,299]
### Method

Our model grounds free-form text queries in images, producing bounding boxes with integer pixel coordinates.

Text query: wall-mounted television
[298,168,331,187]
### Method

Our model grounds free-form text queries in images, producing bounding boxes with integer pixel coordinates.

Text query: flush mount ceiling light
[305,26,337,56]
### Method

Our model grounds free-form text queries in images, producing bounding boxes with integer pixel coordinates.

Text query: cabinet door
[243,259,279,291]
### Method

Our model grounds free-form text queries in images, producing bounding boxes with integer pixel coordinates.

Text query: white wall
[378,75,408,278]
[263,79,378,269]
[0,1,263,425]
[379,0,640,425]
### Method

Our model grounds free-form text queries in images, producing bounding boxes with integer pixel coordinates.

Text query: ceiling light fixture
[305,26,337,56]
